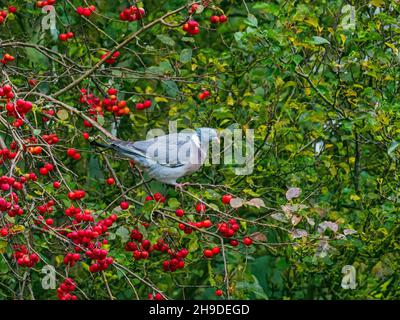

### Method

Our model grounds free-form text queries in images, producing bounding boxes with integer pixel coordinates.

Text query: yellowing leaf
[55,255,64,265]
[340,34,347,45]
[304,17,319,29]
[10,225,24,233]
[370,0,385,7]
[155,97,168,103]
[226,95,235,106]
[385,42,398,55]
[57,109,69,121]
[350,194,361,201]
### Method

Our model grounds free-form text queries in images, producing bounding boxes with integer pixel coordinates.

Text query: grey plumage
[103,128,219,185]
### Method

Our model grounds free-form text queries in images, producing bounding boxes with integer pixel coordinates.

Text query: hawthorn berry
[196,203,206,213]
[210,15,220,24]
[0,228,8,237]
[215,289,223,296]
[120,201,129,210]
[175,209,184,217]
[243,236,253,246]
[203,249,213,258]
[222,194,233,205]
[106,177,115,185]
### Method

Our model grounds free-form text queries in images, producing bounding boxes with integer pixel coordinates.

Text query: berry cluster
[102,88,130,116]
[203,246,220,258]
[87,249,114,273]
[0,84,14,99]
[76,6,96,17]
[101,51,120,65]
[5,98,33,128]
[41,109,56,122]
[128,229,152,260]
[182,20,200,35]
[135,100,152,111]
[119,6,145,21]
[161,248,188,272]
[66,148,81,160]
[13,245,40,268]
[145,192,166,203]
[37,199,55,215]
[65,206,94,223]
[210,15,228,24]
[63,253,81,267]
[67,190,86,200]
[57,278,77,300]
[0,11,7,23]
[198,90,211,100]
[217,219,240,238]
[39,163,54,176]
[0,175,20,192]
[148,293,164,300]
[59,32,74,41]
[42,133,59,145]
[188,3,199,14]
[36,0,56,8]
[0,148,17,165]
[0,192,23,217]
[1,53,14,64]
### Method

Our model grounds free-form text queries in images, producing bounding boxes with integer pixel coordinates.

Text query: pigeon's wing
[110,132,198,167]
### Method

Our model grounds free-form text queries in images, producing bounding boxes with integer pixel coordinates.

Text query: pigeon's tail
[92,139,151,169]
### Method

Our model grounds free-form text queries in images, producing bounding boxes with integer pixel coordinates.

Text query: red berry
[243,236,253,246]
[82,132,90,140]
[39,167,49,176]
[175,209,184,217]
[120,201,129,210]
[53,181,61,189]
[67,148,76,157]
[222,194,233,205]
[106,177,115,185]
[202,219,212,228]
[45,218,54,226]
[0,228,8,237]
[211,247,220,255]
[210,15,220,24]
[196,203,206,213]
[219,15,228,23]
[59,34,68,41]
[143,100,152,108]
[215,289,223,296]
[203,249,213,258]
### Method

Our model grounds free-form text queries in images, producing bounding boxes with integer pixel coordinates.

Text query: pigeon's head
[196,128,219,144]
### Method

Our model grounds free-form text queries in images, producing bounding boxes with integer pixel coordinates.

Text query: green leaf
[156,35,176,46]
[167,198,180,210]
[115,226,130,242]
[97,115,105,126]
[311,36,330,45]
[180,49,192,64]
[244,14,258,27]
